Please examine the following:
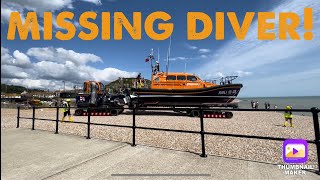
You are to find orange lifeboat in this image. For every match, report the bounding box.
[131,51,243,106]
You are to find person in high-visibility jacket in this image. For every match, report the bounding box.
[284,105,293,127]
[62,99,73,122]
[140,78,145,87]
[136,73,141,88]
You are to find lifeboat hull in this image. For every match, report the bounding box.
[131,84,243,106]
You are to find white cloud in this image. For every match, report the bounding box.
[185,43,198,50]
[1,65,29,79]
[168,54,210,62]
[169,57,189,61]
[196,0,320,78]
[1,0,101,23]
[198,49,211,54]
[199,55,208,59]
[1,2,25,23]
[3,0,74,13]
[1,47,11,64]
[1,47,32,68]
[26,47,102,65]
[81,0,102,5]
[181,45,211,60]
[1,46,137,90]
[1,0,73,23]
[215,72,225,78]
[92,68,137,82]
[13,50,32,67]
[235,70,252,77]
[1,7,14,23]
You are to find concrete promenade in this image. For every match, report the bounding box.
[1,128,319,179]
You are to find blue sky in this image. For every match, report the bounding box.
[1,0,319,97]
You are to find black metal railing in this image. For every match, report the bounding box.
[16,106,320,173]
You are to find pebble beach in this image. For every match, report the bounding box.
[1,107,319,166]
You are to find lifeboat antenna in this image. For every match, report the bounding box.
[158,48,160,70]
[150,48,154,71]
[166,36,172,74]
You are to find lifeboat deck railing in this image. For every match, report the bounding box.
[15,106,320,174]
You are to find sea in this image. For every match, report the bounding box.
[237,96,320,116]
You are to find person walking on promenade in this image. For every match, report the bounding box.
[265,102,268,109]
[284,105,293,127]
[252,101,256,109]
[62,99,73,123]
[255,101,259,109]
[251,100,254,109]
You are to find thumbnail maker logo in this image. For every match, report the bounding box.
[283,139,308,164]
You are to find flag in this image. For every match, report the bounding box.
[145,58,149,62]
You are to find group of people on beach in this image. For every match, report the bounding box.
[250,100,277,110]
[264,102,271,109]
[250,100,260,109]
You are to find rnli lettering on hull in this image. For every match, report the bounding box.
[218,90,238,95]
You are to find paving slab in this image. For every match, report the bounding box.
[1,128,319,180]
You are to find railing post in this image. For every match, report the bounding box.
[32,106,35,130]
[87,107,91,139]
[55,107,59,134]
[199,107,207,157]
[311,107,320,173]
[16,106,20,128]
[132,107,136,147]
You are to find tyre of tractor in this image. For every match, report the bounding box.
[110,109,119,116]
[225,112,233,118]
[75,109,83,116]
[191,110,200,117]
